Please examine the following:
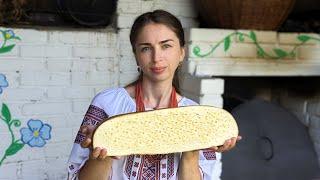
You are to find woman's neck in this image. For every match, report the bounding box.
[141,79,173,109]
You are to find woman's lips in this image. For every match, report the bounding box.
[150,67,166,74]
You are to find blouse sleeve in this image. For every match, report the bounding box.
[198,149,218,180]
[67,88,128,179]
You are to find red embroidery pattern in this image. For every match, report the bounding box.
[74,133,86,144]
[203,150,216,160]
[134,162,140,167]
[162,173,166,178]
[74,105,108,144]
[144,155,165,164]
[125,155,135,178]
[140,161,157,180]
[167,154,174,179]
[82,105,108,126]
[126,155,175,179]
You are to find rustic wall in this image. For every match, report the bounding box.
[181,28,320,167]
[278,90,320,165]
[0,0,199,179]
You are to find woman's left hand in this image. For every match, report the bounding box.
[208,136,242,152]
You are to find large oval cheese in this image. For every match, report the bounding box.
[93,105,238,156]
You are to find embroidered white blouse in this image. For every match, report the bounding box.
[67,88,217,180]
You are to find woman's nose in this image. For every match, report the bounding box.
[152,47,163,63]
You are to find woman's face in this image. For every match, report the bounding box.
[134,23,185,83]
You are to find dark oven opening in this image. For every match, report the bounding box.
[221,77,320,180]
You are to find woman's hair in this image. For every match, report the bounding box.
[127,9,185,93]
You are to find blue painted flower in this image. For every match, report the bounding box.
[0,73,8,94]
[20,119,52,147]
[0,30,4,47]
[4,30,15,39]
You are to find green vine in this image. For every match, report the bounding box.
[193,31,320,59]
[0,103,24,166]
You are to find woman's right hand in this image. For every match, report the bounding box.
[79,125,120,160]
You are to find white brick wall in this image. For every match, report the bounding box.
[182,21,320,172]
[184,28,320,76]
[180,75,224,108]
[0,0,199,179]
[278,91,320,166]
[0,27,117,180]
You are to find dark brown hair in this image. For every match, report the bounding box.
[128,10,185,93]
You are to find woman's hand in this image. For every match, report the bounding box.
[209,136,242,152]
[78,125,115,179]
[79,125,120,160]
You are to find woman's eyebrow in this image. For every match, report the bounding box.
[160,39,174,44]
[137,42,151,46]
[137,39,174,46]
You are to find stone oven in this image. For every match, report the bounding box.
[180,28,320,179]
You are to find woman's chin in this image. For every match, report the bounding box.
[143,70,175,82]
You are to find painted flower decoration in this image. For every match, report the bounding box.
[4,30,15,39]
[20,119,52,147]
[0,73,8,94]
[0,31,4,48]
[0,29,21,54]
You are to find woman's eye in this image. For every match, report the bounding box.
[141,47,150,52]
[162,44,171,49]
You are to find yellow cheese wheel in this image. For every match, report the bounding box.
[93,105,238,156]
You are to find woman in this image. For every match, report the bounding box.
[67,10,241,180]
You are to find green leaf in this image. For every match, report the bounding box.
[0,44,15,54]
[238,34,244,42]
[1,103,11,123]
[224,36,231,51]
[9,36,21,41]
[289,51,296,58]
[273,48,288,58]
[297,35,311,42]
[5,142,24,156]
[249,31,257,42]
[193,46,201,56]
[257,48,265,58]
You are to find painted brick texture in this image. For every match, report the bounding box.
[0,0,199,179]
[185,28,320,76]
[183,17,320,170]
[0,28,116,179]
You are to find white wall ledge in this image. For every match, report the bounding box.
[184,28,320,77]
[182,58,320,77]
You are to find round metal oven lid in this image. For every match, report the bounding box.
[221,99,320,180]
